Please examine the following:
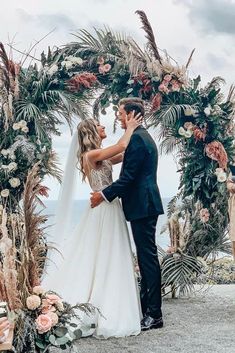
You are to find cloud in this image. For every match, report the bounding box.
[206,53,228,71]
[175,0,235,36]
[16,8,76,31]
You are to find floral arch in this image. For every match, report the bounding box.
[0,10,234,352]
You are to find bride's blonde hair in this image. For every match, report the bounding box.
[77,119,101,180]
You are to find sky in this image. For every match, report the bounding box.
[1,0,235,200]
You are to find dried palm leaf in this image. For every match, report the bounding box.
[135,10,162,63]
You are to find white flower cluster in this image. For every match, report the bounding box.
[1,148,16,160]
[0,189,9,198]
[61,56,83,70]
[204,104,222,117]
[214,168,227,183]
[9,177,21,188]
[184,106,198,117]
[13,120,29,133]
[0,162,17,172]
[178,126,193,138]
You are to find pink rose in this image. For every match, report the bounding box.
[158,83,169,94]
[45,294,61,305]
[98,64,111,74]
[103,64,111,73]
[46,312,59,327]
[164,74,172,82]
[98,65,106,74]
[41,299,56,314]
[26,295,41,310]
[36,314,53,334]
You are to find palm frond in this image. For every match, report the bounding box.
[150,104,189,128]
[135,10,161,63]
[162,253,203,295]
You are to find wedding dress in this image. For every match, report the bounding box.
[43,157,141,338]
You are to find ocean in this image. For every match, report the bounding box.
[43,198,171,251]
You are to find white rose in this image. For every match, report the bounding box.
[64,61,73,70]
[8,162,17,172]
[214,168,224,176]
[217,172,227,183]
[9,178,21,188]
[184,107,197,116]
[67,56,83,65]
[184,130,193,138]
[1,149,9,156]
[47,64,58,76]
[1,189,9,197]
[19,120,27,128]
[9,153,16,160]
[1,165,9,170]
[13,123,21,130]
[178,127,186,136]
[21,126,29,133]
[204,106,212,116]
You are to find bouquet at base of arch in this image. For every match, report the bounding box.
[13,286,97,353]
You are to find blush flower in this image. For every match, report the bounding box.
[33,286,45,296]
[205,141,228,170]
[45,294,61,305]
[26,295,41,310]
[36,314,53,334]
[46,312,59,326]
[41,299,56,314]
[163,74,172,82]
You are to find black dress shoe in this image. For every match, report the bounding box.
[141,315,163,331]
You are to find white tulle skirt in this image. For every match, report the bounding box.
[42,198,141,338]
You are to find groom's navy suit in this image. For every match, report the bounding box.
[102,126,164,319]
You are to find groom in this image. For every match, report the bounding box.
[91,98,164,330]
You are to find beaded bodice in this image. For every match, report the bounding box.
[88,159,113,192]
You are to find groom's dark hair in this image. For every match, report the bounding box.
[119,97,144,106]
[123,101,145,117]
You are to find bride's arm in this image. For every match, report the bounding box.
[109,153,124,165]
[87,114,142,163]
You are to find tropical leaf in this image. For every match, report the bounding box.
[162,253,203,295]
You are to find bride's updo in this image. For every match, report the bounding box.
[77,119,101,180]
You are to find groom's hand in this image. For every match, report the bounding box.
[90,192,104,208]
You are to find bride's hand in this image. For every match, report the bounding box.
[125,111,143,130]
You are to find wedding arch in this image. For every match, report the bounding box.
[0,10,234,352]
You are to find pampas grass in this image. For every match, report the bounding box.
[0,209,22,310]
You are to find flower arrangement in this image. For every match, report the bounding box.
[11,286,96,353]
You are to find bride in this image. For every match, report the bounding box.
[43,113,142,338]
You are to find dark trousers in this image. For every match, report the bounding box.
[131,215,162,319]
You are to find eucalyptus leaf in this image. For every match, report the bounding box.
[49,335,56,345]
[54,327,68,337]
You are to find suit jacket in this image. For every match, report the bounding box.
[102,126,164,221]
